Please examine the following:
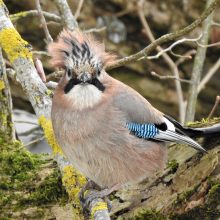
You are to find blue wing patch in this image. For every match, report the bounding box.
[126,122,159,139]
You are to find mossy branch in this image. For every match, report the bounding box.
[0,2,89,218]
[0,4,52,118]
[0,48,15,141]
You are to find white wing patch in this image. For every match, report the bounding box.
[163,117,175,131]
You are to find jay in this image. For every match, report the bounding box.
[49,29,219,193]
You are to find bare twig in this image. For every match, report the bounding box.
[24,136,45,147]
[212,21,220,27]
[143,34,202,60]
[84,26,107,33]
[32,50,50,56]
[138,0,185,123]
[151,71,192,83]
[74,0,84,19]
[35,0,53,43]
[53,0,78,30]
[107,0,220,70]
[185,0,215,122]
[198,57,220,93]
[10,10,61,23]
[46,70,64,81]
[197,40,220,47]
[170,49,194,59]
[175,49,197,66]
[208,95,220,119]
[14,120,39,125]
[18,126,42,136]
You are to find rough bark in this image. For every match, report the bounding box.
[0,48,15,141]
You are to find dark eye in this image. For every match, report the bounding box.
[67,69,71,78]
[96,69,101,76]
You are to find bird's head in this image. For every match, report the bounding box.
[48,29,116,94]
[48,29,116,109]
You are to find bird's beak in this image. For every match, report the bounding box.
[78,72,91,83]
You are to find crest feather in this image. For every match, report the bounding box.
[48,29,116,69]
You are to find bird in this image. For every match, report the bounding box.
[48,29,220,194]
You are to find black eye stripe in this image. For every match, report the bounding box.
[64,75,105,94]
[64,78,81,94]
[90,78,105,92]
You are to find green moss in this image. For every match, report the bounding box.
[121,208,166,220]
[207,181,220,209]
[167,159,179,172]
[171,180,220,220]
[186,117,220,127]
[22,168,67,205]
[175,188,196,206]
[0,135,68,218]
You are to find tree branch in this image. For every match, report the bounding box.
[107,0,220,70]
[0,48,16,141]
[145,34,202,60]
[52,0,78,30]
[138,0,185,122]
[151,71,192,84]
[198,57,220,93]
[35,0,53,43]
[208,95,220,118]
[185,0,215,122]
[74,0,84,20]
[10,10,61,23]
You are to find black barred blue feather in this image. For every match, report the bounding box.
[126,120,207,153]
[126,122,159,139]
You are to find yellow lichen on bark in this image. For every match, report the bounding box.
[0,80,5,90]
[91,202,108,217]
[0,28,32,63]
[62,165,86,203]
[38,115,63,155]
[62,165,86,218]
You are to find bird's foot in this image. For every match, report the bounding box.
[79,180,118,214]
[78,179,101,204]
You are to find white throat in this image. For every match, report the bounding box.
[66,84,102,110]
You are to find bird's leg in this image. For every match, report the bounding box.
[78,179,101,204]
[79,180,119,213]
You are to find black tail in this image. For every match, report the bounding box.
[164,115,220,138]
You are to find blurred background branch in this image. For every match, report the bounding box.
[185,0,216,122]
